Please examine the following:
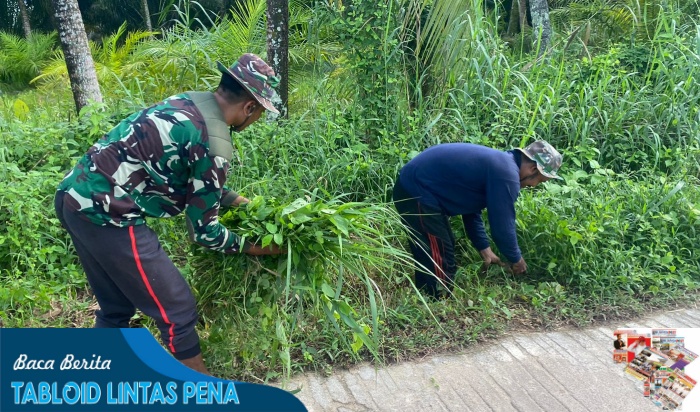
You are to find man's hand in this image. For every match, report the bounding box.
[479,247,504,274]
[244,243,285,256]
[231,196,249,207]
[510,258,527,275]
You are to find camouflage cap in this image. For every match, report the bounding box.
[516,140,563,180]
[217,53,280,114]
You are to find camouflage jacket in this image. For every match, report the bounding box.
[57,93,244,253]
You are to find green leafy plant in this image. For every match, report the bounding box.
[192,192,416,380]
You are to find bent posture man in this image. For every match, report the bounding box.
[55,54,283,375]
[393,140,563,297]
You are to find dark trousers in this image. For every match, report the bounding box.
[393,180,457,297]
[54,192,200,360]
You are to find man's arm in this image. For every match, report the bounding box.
[463,213,508,271]
[185,156,278,255]
[485,178,522,264]
[221,188,248,208]
[462,212,489,251]
[185,156,246,254]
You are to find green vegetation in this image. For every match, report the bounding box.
[2,0,699,383]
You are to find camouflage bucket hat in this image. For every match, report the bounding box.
[217,53,280,114]
[516,140,563,180]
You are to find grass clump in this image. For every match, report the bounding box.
[189,192,417,380]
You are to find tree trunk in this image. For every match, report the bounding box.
[18,0,31,37]
[51,0,103,113]
[507,0,519,36]
[266,0,288,117]
[141,0,152,32]
[529,0,552,57]
[518,0,528,30]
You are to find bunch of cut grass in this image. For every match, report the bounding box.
[216,191,419,378]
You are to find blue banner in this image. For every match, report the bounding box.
[0,329,307,411]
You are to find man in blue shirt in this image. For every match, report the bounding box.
[393,140,563,297]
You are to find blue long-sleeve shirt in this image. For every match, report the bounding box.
[398,143,522,263]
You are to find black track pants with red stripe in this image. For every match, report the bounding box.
[393,180,457,297]
[54,192,200,360]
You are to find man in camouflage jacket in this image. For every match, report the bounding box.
[55,54,282,375]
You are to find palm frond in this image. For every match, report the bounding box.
[0,31,57,85]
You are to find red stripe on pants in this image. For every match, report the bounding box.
[428,234,444,280]
[129,226,176,353]
[418,203,445,282]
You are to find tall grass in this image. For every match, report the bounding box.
[440,25,700,174]
[188,193,418,380]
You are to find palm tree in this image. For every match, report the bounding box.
[266,0,289,116]
[0,31,56,86]
[18,0,31,37]
[50,0,102,112]
[142,0,153,32]
[32,23,155,90]
[530,0,553,56]
[137,0,339,107]
[399,0,491,107]
[548,0,642,48]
